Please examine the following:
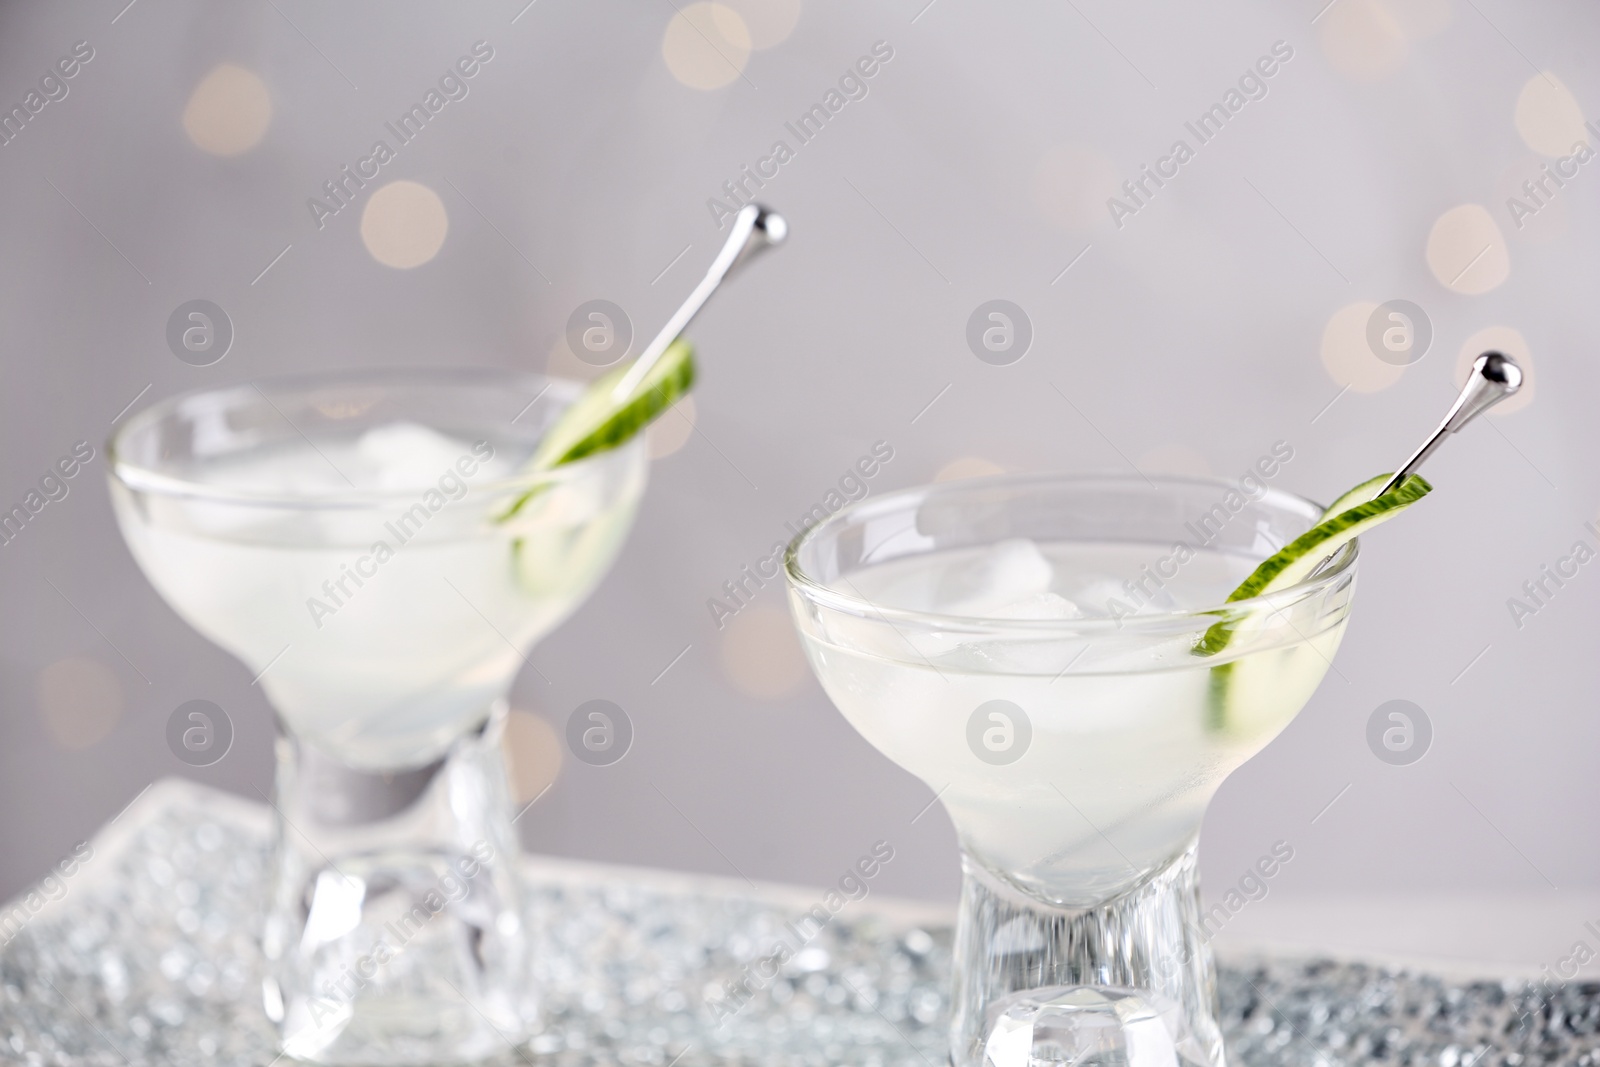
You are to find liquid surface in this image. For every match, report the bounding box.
[794,540,1344,905]
[115,423,642,768]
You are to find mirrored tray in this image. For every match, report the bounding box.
[1,781,1594,1066]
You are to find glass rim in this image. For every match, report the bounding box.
[106,366,639,509]
[782,470,1358,634]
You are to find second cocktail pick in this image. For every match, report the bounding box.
[1199,351,1523,655]
[497,204,786,519]
[1378,351,1523,495]
[612,203,787,402]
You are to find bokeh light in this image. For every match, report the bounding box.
[1514,73,1589,158]
[935,457,1005,482]
[719,0,801,50]
[1321,300,1405,393]
[647,396,697,459]
[662,3,752,91]
[360,180,449,269]
[1317,0,1408,83]
[38,657,122,751]
[503,708,563,805]
[719,604,806,700]
[1426,204,1510,294]
[182,63,272,157]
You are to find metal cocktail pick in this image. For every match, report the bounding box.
[1377,351,1524,495]
[611,203,787,402]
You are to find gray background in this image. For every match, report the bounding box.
[1,0,1595,961]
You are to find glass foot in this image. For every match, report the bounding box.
[952,846,1223,1067]
[984,986,1185,1067]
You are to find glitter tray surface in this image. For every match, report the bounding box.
[1,782,1595,1066]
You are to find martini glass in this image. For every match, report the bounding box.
[785,473,1357,1067]
[108,368,647,1064]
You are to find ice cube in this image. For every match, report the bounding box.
[1071,578,1179,619]
[985,592,1085,621]
[935,538,1055,617]
[356,422,476,491]
[856,594,1085,665]
[924,593,1091,674]
[1072,579,1132,617]
[935,631,1096,675]
[1085,633,1205,673]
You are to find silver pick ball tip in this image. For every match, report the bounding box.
[1475,350,1522,391]
[745,204,788,247]
[1380,349,1525,494]
[1443,350,1523,434]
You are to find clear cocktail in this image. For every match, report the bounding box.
[114,406,641,770]
[109,369,646,1064]
[787,475,1357,1067]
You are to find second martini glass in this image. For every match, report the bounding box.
[786,473,1358,1067]
[109,368,647,1064]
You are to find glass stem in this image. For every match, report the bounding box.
[950,841,1224,1067]
[262,702,530,1065]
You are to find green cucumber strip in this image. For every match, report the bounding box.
[1205,660,1234,733]
[535,338,695,469]
[1318,472,1391,520]
[1195,473,1432,657]
[496,339,695,521]
[1201,472,1432,731]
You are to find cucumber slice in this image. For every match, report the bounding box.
[1203,627,1348,735]
[1199,473,1432,731]
[1197,473,1432,655]
[497,339,695,521]
[535,338,695,469]
[1317,472,1391,520]
[511,499,638,597]
[1205,660,1236,733]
